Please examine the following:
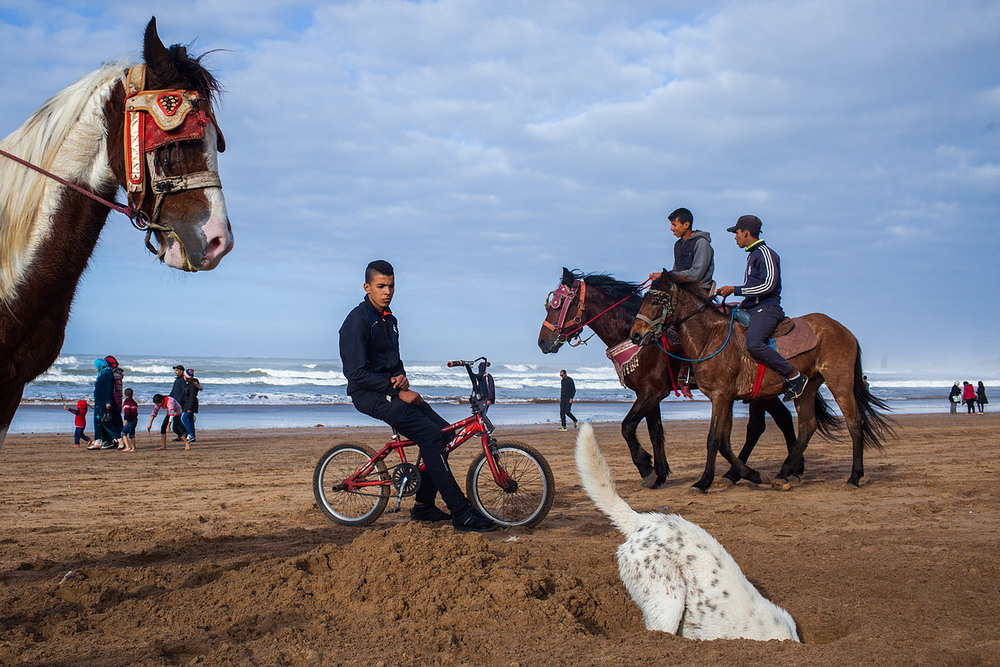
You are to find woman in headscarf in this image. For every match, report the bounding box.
[88,358,122,450]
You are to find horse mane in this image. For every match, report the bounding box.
[0,61,127,306]
[574,271,644,316]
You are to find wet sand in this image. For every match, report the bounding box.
[1,413,998,665]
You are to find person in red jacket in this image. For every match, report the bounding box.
[63,399,91,447]
[962,381,977,414]
[121,388,139,452]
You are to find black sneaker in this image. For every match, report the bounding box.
[782,375,808,401]
[409,503,452,523]
[172,436,184,442]
[452,507,496,533]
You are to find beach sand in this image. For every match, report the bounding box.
[1,413,998,665]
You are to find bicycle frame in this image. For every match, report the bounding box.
[336,409,514,495]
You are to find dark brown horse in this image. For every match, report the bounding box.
[538,268,833,488]
[0,19,234,447]
[630,273,892,492]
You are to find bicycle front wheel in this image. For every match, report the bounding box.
[313,443,389,527]
[466,441,555,528]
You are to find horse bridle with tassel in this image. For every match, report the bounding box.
[0,64,224,271]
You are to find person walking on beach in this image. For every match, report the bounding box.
[962,381,977,414]
[715,215,807,402]
[89,358,122,450]
[120,388,139,452]
[559,370,578,431]
[339,259,495,532]
[104,356,125,449]
[949,382,962,414]
[166,365,189,442]
[976,381,988,414]
[63,399,91,447]
[181,369,202,444]
[147,393,184,450]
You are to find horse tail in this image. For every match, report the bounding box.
[813,392,842,439]
[853,350,895,451]
[575,423,642,535]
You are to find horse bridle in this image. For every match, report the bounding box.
[635,282,714,335]
[542,280,590,345]
[124,64,226,270]
[0,64,225,271]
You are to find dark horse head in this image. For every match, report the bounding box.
[114,18,233,271]
[538,267,643,353]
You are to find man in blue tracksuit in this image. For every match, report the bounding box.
[716,215,807,401]
[338,260,495,532]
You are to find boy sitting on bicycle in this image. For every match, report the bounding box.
[338,260,496,533]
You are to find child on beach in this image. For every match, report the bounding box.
[63,399,91,447]
[120,388,139,452]
[147,393,184,451]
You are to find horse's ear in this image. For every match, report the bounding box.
[143,17,180,84]
[561,267,574,286]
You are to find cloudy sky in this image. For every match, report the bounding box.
[1,0,997,373]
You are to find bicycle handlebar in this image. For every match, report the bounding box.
[447,360,465,368]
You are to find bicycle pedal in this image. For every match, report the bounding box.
[385,507,401,514]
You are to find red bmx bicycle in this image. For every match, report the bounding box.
[313,358,555,528]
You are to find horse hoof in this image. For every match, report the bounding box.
[755,473,772,486]
[641,473,658,489]
[787,475,802,485]
[772,478,793,491]
[688,485,708,495]
[846,480,861,489]
[720,476,737,487]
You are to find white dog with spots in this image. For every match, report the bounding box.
[575,424,800,641]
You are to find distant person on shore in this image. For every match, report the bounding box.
[339,259,495,532]
[559,370,578,431]
[962,381,977,414]
[976,381,988,414]
[147,393,185,451]
[949,383,961,414]
[89,358,121,450]
[181,369,202,444]
[120,388,138,452]
[63,399,91,447]
[167,365,189,443]
[480,361,495,411]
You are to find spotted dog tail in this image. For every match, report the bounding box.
[575,423,642,535]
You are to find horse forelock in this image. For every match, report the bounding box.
[0,62,126,306]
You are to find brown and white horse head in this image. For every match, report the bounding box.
[538,267,586,354]
[630,269,674,347]
[123,18,233,272]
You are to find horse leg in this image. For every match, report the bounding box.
[644,405,670,488]
[693,398,765,493]
[621,400,656,484]
[777,382,822,484]
[723,401,766,484]
[765,398,803,478]
[0,388,24,451]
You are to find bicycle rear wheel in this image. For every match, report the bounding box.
[313,443,389,526]
[466,441,554,528]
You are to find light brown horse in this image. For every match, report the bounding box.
[630,272,892,492]
[0,19,234,447]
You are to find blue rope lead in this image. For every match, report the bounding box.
[656,306,739,363]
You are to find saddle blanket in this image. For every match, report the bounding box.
[773,317,818,358]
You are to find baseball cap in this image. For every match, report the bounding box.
[172,364,185,371]
[726,215,762,235]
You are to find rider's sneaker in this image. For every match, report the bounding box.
[782,375,808,401]
[410,503,452,523]
[558,426,568,431]
[452,507,496,533]
[572,420,579,429]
